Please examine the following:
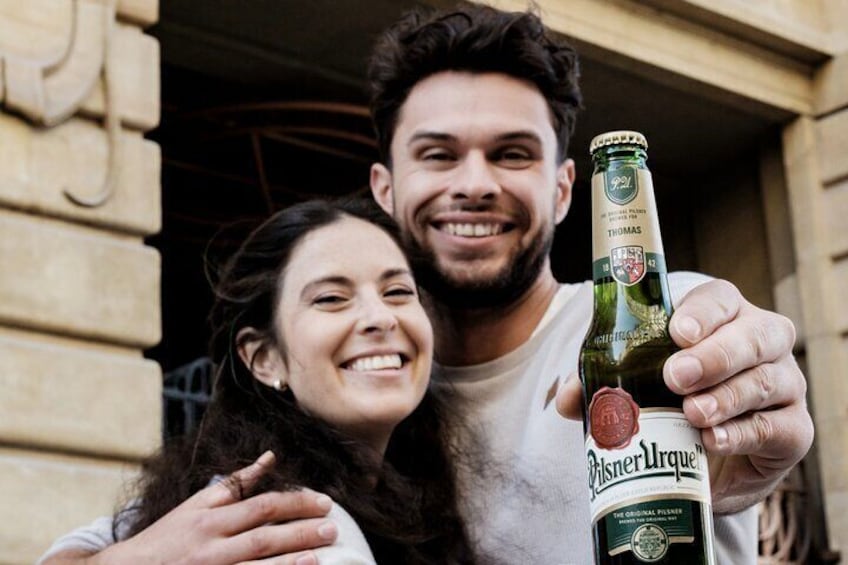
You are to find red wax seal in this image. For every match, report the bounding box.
[588,386,640,449]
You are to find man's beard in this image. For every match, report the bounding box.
[406,230,554,310]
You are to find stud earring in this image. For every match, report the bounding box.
[273,379,288,392]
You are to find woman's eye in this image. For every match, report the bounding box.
[313,295,347,306]
[384,287,416,299]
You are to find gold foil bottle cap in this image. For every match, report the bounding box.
[589,130,648,155]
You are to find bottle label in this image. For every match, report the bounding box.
[585,407,712,559]
[592,167,666,285]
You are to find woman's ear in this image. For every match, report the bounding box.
[235,327,287,389]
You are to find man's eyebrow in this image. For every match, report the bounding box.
[407,131,456,146]
[407,130,543,146]
[496,130,543,144]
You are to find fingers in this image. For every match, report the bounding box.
[200,451,278,508]
[665,283,796,394]
[222,489,335,534]
[243,550,319,565]
[217,518,337,563]
[555,373,583,420]
[701,400,814,468]
[668,279,742,348]
[682,355,806,429]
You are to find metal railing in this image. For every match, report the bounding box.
[162,357,213,439]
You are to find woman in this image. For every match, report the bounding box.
[38,198,474,564]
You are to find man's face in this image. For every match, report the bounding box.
[371,71,574,308]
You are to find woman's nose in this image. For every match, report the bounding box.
[357,298,399,334]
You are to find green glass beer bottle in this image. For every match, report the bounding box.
[579,131,716,564]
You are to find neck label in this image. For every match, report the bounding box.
[605,167,638,205]
[592,167,666,285]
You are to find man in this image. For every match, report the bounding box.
[364,3,811,563]
[41,3,813,564]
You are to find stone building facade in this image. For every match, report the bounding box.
[0,1,846,563]
[0,1,161,562]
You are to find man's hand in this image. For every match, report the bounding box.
[557,279,814,515]
[43,451,337,565]
[663,279,813,513]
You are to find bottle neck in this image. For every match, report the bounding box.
[589,147,666,287]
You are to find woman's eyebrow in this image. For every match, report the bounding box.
[300,275,352,299]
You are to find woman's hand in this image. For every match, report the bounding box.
[44,452,339,565]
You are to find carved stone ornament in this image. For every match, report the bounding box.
[0,0,121,207]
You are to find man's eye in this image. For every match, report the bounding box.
[421,149,453,161]
[499,149,532,161]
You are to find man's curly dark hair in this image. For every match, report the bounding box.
[368,2,582,165]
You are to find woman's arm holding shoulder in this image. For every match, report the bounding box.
[38,452,338,565]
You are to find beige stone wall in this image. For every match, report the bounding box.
[0,1,161,563]
[781,48,848,554]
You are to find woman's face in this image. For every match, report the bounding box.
[271,216,433,452]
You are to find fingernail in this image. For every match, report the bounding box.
[315,494,333,512]
[676,316,702,343]
[712,426,728,449]
[318,521,337,540]
[295,555,317,565]
[692,395,717,422]
[256,450,275,466]
[669,356,703,390]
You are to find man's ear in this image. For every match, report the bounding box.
[235,327,287,389]
[370,163,394,215]
[554,159,575,224]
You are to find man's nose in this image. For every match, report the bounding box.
[449,151,500,201]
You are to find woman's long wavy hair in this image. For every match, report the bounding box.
[120,197,475,564]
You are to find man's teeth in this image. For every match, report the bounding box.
[348,354,403,372]
[442,223,503,237]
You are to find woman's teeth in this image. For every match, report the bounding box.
[347,354,403,372]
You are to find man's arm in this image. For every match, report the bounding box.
[39,452,338,565]
[557,278,814,514]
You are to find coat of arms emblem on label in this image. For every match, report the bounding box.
[612,245,645,285]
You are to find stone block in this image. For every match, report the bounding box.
[0,1,70,61]
[817,108,848,185]
[118,0,159,27]
[1,6,159,131]
[0,328,161,458]
[823,490,848,564]
[815,51,848,116]
[81,22,161,131]
[0,447,137,565]
[0,112,161,236]
[834,257,848,334]
[773,274,805,346]
[824,178,848,258]
[0,210,161,347]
